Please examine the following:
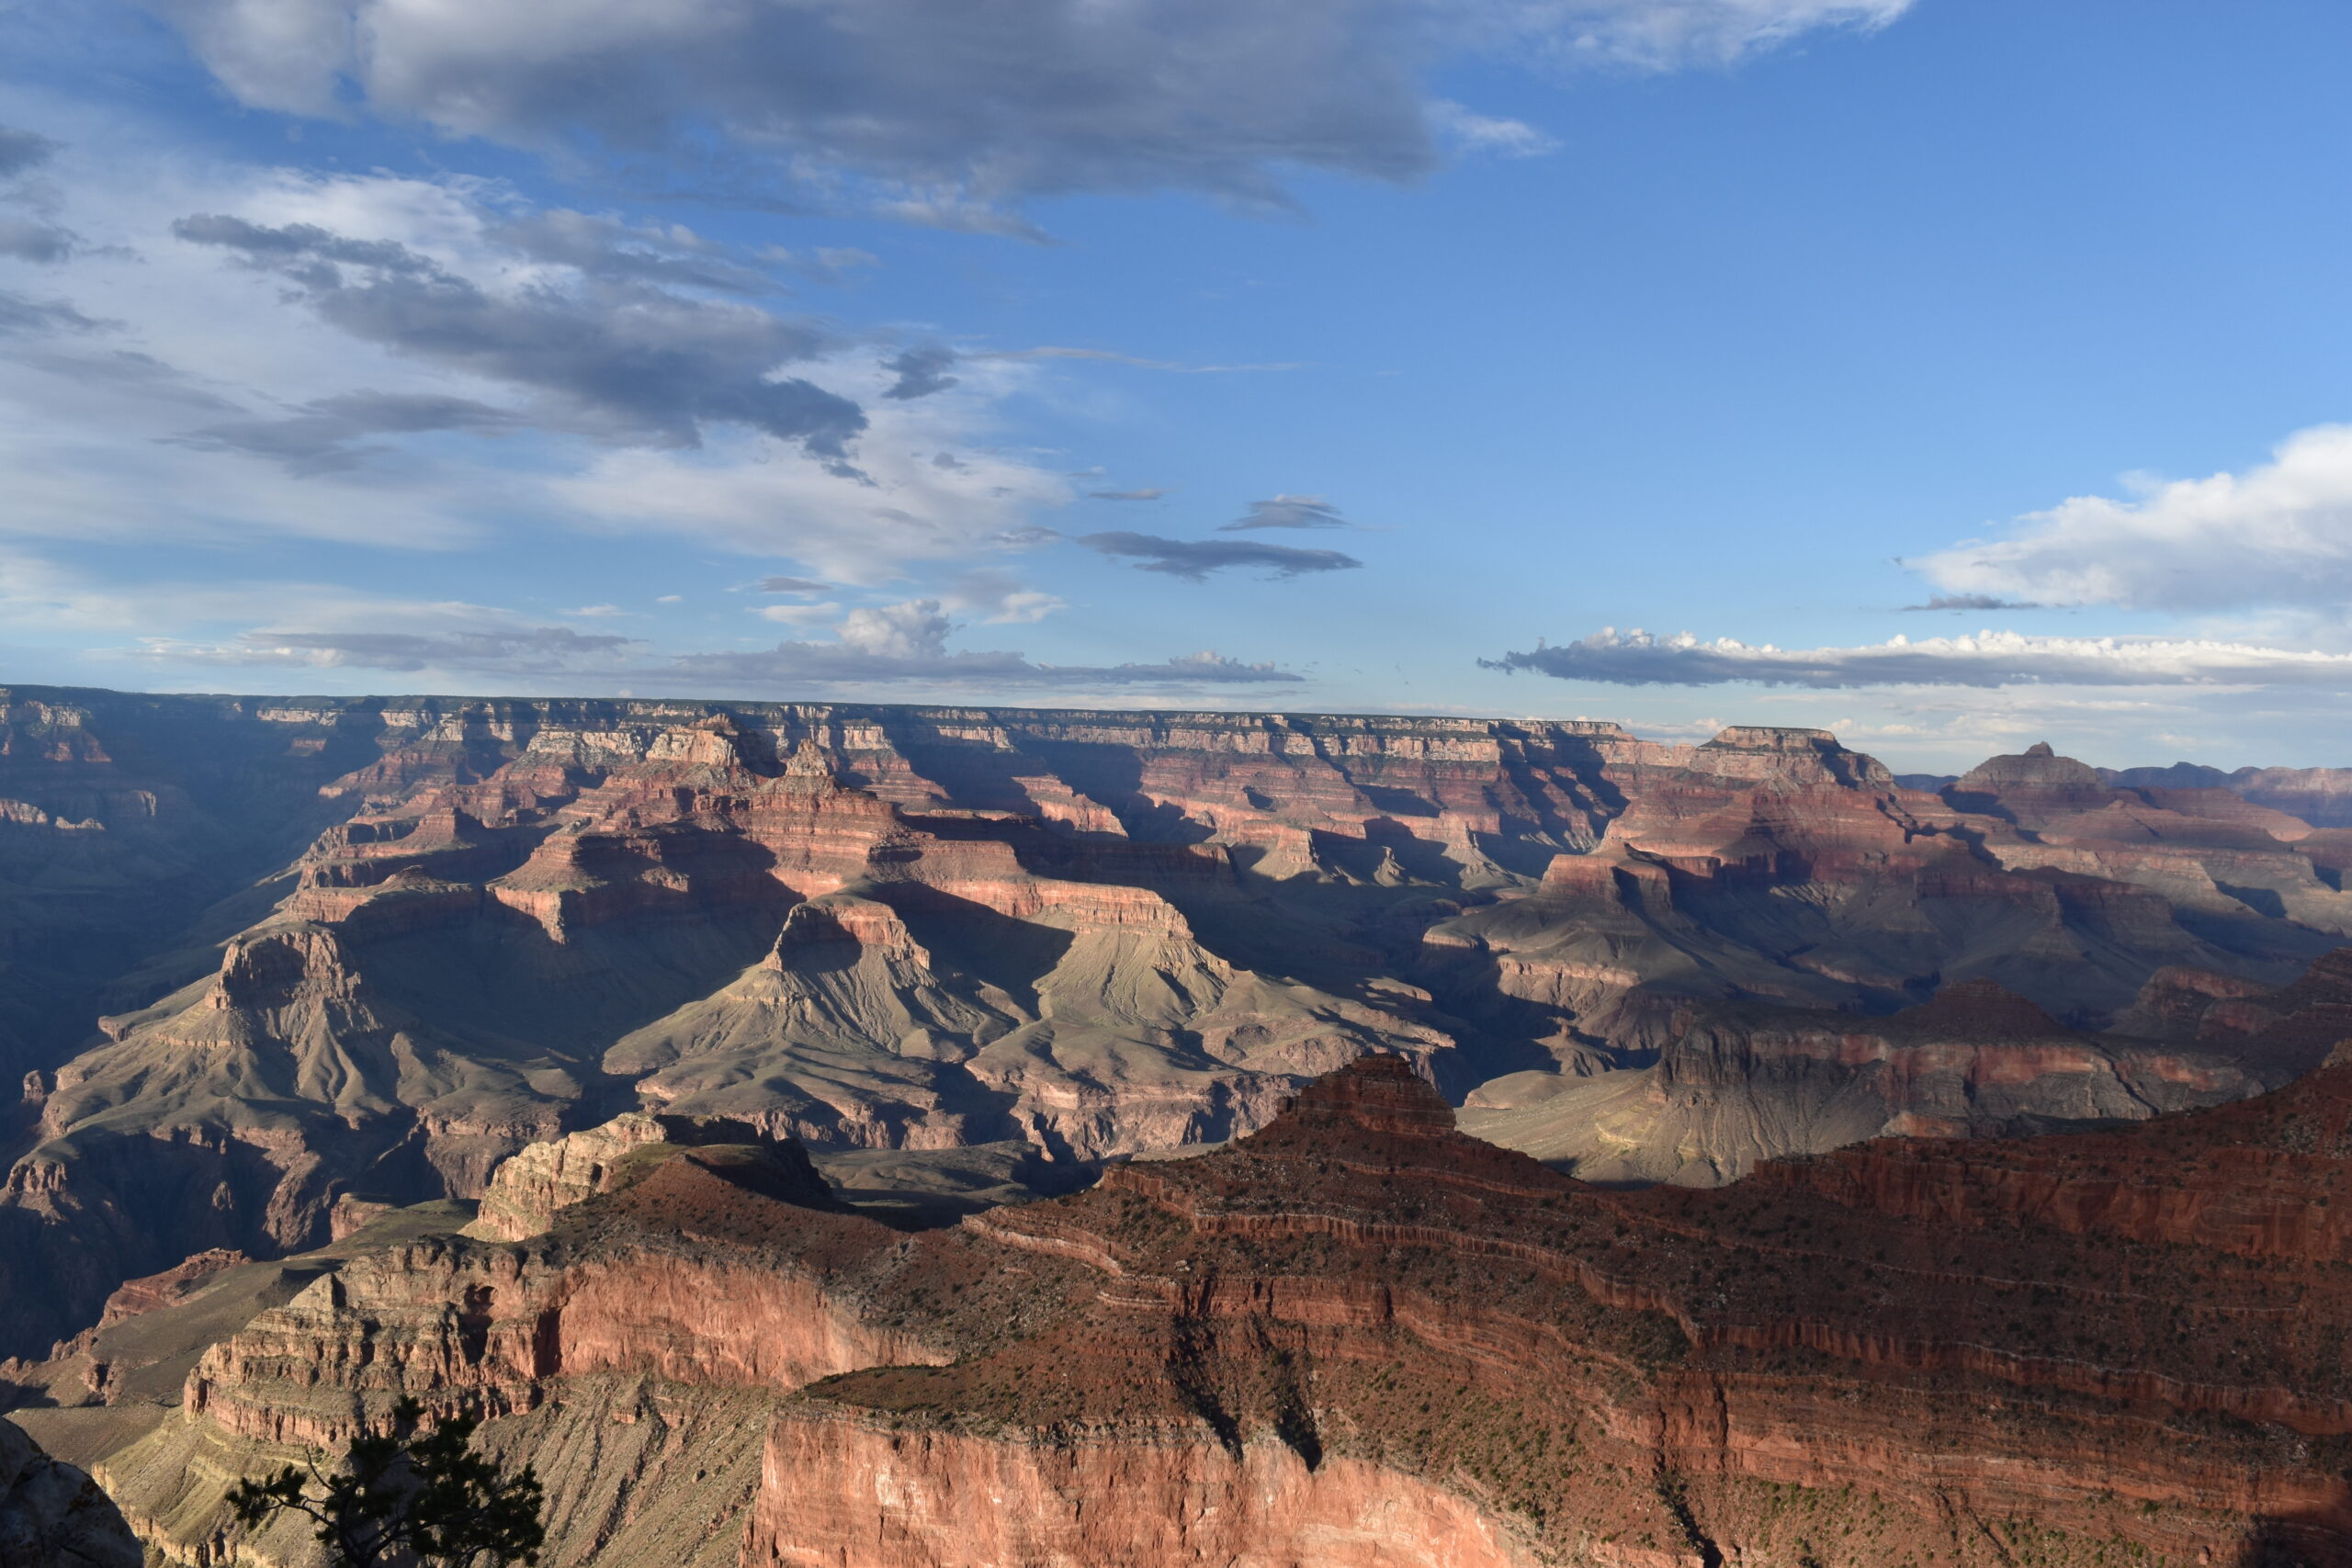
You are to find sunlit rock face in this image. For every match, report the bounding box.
[8,684,2352,1364]
[39,1055,2352,1568]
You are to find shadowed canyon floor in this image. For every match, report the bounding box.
[13,686,2352,1365]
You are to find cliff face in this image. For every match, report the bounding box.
[21,1056,2352,1567]
[0,1416,141,1568]
[8,687,2352,1362]
[743,1057,2352,1567]
[1459,976,2270,1184]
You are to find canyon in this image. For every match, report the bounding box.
[10,683,2352,1562]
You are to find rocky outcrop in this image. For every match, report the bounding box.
[25,1055,2352,1567]
[463,1111,840,1241]
[0,1417,141,1568]
[1460,975,2271,1184]
[733,1055,2352,1566]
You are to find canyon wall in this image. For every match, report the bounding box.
[9,686,2352,1365]
[28,1056,2352,1567]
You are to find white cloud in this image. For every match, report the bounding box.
[752,601,843,626]
[548,395,1075,581]
[0,118,1079,582]
[1913,424,2352,615]
[1485,626,2352,689]
[1500,0,1910,70]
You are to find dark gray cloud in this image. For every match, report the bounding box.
[882,345,959,400]
[1221,493,1349,530]
[758,575,832,594]
[172,213,866,458]
[1481,626,2352,690]
[1904,592,2040,612]
[0,288,105,336]
[159,0,1430,216]
[157,1,1910,218]
[1080,531,1363,581]
[0,127,56,179]
[0,215,75,263]
[168,391,525,475]
[163,625,638,673]
[1088,487,1165,501]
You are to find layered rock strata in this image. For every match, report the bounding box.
[11,685,2352,1364]
[44,1055,2352,1568]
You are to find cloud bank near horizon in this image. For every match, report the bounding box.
[1485,626,2352,691]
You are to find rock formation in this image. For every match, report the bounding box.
[1459,975,2271,1184]
[9,684,2352,1368]
[0,1417,141,1568]
[17,1055,2352,1565]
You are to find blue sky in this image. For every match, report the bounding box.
[6,0,2352,768]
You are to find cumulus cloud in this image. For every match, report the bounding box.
[1483,626,2352,690]
[942,568,1066,625]
[1911,424,2352,615]
[1080,531,1363,581]
[1221,493,1351,531]
[172,211,867,459]
[150,0,1910,218]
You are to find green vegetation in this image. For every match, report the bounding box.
[228,1397,545,1568]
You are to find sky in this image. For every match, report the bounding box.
[5,0,2352,770]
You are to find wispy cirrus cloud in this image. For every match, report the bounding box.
[1220,494,1351,531]
[1483,626,2352,690]
[156,624,639,674]
[676,599,1299,687]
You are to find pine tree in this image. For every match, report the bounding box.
[227,1397,544,1568]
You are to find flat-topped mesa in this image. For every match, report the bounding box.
[763,893,930,967]
[1261,1053,1456,1140]
[1690,724,1894,788]
[1946,739,2117,826]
